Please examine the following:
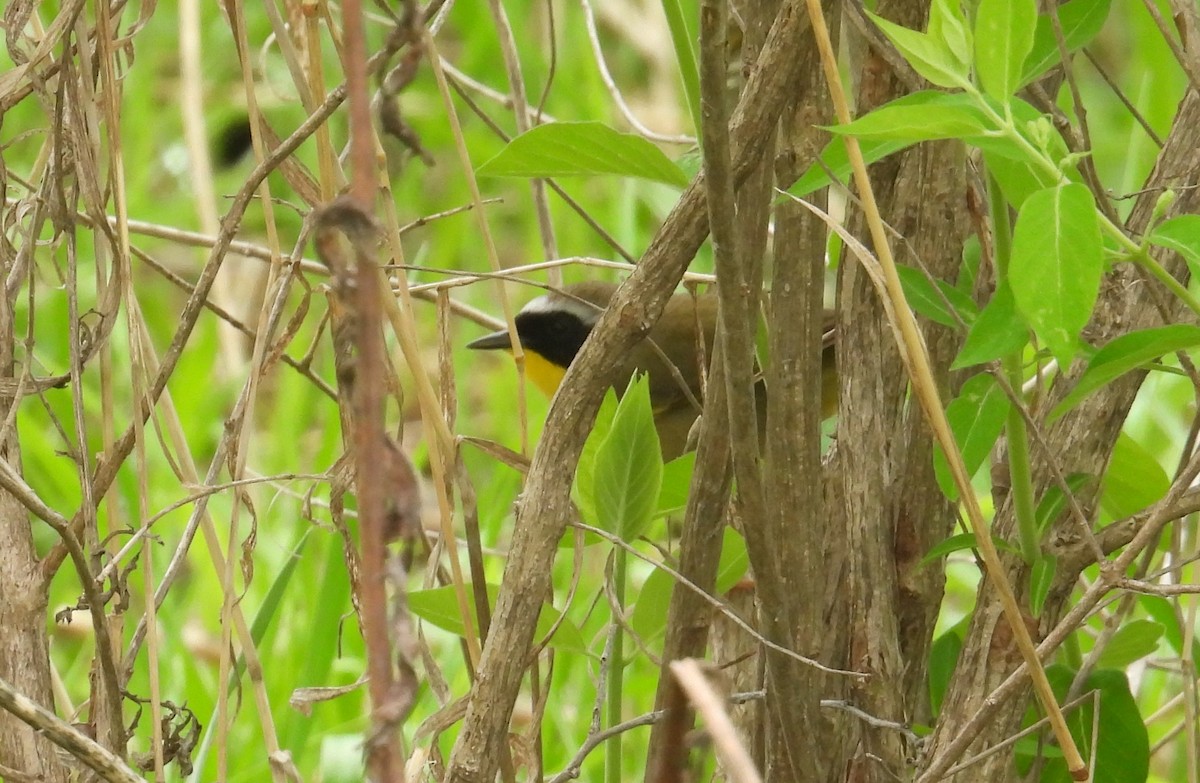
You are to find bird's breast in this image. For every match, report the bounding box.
[523,350,569,397]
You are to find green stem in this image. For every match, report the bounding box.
[605,547,628,783]
[1004,389,1040,562]
[989,174,1040,565]
[661,0,703,140]
[1108,225,1200,318]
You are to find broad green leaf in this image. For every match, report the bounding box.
[928,0,972,68]
[983,148,1060,209]
[1139,595,1200,666]
[656,452,695,518]
[1101,433,1169,519]
[573,389,620,527]
[1031,666,1149,783]
[934,374,1012,500]
[929,617,969,715]
[593,375,663,541]
[1015,736,1065,760]
[828,100,989,144]
[715,527,749,593]
[975,0,1037,99]
[920,532,1020,567]
[1051,325,1200,420]
[1147,213,1200,267]
[1095,619,1164,669]
[793,91,977,196]
[477,122,690,188]
[896,265,978,328]
[791,137,908,197]
[1029,553,1056,615]
[1020,0,1113,88]
[953,285,1029,368]
[409,583,587,654]
[629,565,674,642]
[1009,183,1103,367]
[866,11,969,88]
[922,534,972,564]
[629,528,745,642]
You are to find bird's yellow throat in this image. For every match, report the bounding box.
[520,349,568,398]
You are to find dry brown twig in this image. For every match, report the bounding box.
[40,79,353,583]
[670,659,761,783]
[312,193,411,783]
[0,676,141,783]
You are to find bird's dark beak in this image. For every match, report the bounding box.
[467,330,515,351]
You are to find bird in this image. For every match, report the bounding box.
[467,280,836,459]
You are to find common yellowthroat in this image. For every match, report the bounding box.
[467,281,837,459]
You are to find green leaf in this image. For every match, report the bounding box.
[866,11,969,88]
[975,0,1037,99]
[573,389,620,527]
[896,265,978,328]
[660,0,701,136]
[715,527,749,594]
[1101,433,1169,519]
[920,532,1020,567]
[477,122,690,188]
[280,535,351,754]
[1030,666,1149,783]
[793,91,975,195]
[1029,553,1056,615]
[1035,474,1096,537]
[1050,325,1200,420]
[934,374,1012,500]
[1139,595,1200,667]
[656,452,695,518]
[1147,213,1200,267]
[959,234,982,296]
[929,617,969,715]
[1095,619,1164,669]
[1020,0,1113,88]
[629,566,674,643]
[953,284,1029,368]
[628,527,745,643]
[675,147,703,181]
[984,149,1061,209]
[238,531,312,685]
[928,0,972,68]
[828,99,989,144]
[409,583,588,654]
[252,530,311,643]
[408,584,475,637]
[1015,735,1065,760]
[593,375,663,541]
[790,137,909,197]
[1009,183,1103,367]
